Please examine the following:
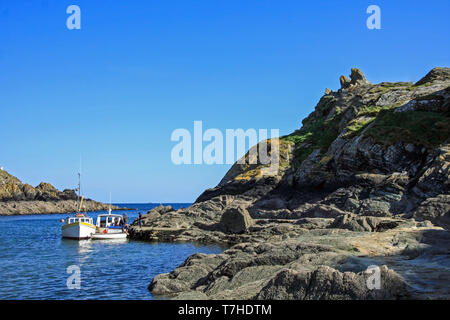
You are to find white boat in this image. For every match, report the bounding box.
[92,210,128,240]
[61,171,96,240]
[62,214,96,240]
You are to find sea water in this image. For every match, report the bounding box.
[0,203,224,299]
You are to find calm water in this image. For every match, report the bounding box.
[0,203,224,300]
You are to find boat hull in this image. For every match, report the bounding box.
[62,222,96,240]
[91,232,128,240]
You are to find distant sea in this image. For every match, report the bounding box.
[0,203,224,300]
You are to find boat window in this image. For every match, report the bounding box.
[99,216,107,228]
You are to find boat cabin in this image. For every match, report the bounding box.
[96,214,124,228]
[66,216,93,225]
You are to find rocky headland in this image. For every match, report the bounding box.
[0,169,121,215]
[130,67,450,299]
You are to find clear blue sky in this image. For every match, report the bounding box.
[1,0,449,203]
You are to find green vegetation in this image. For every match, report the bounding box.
[367,81,432,95]
[282,104,343,165]
[344,117,374,138]
[343,104,400,138]
[364,110,450,148]
[343,101,449,147]
[357,104,399,117]
[282,131,312,145]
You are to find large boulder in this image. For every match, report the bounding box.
[414,194,450,229]
[219,206,254,234]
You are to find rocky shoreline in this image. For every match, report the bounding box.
[130,205,449,300]
[0,169,124,215]
[0,199,123,216]
[129,67,450,300]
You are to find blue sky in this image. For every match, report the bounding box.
[0,0,449,202]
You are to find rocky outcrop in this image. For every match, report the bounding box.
[0,169,120,215]
[255,265,409,300]
[130,67,450,300]
[0,199,117,215]
[340,68,371,89]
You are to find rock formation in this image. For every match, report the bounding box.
[130,67,450,299]
[339,68,371,89]
[0,169,120,215]
[218,206,254,234]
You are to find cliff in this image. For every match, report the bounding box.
[0,169,119,215]
[130,67,450,300]
[194,67,449,228]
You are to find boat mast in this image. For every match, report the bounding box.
[77,171,82,213]
[108,192,112,215]
[78,172,81,200]
[77,157,83,214]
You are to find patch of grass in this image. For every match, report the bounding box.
[367,81,433,97]
[364,110,450,148]
[379,82,413,87]
[282,110,343,166]
[344,117,375,138]
[282,131,312,145]
[399,81,433,91]
[343,104,401,138]
[368,86,391,95]
[357,104,398,117]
